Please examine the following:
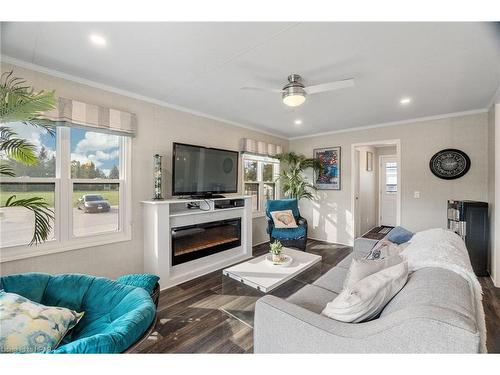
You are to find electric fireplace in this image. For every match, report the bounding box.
[171,218,242,266]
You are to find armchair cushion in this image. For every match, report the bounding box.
[116,274,160,294]
[272,225,306,240]
[266,199,300,219]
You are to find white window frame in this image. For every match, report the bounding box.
[242,154,280,218]
[0,126,132,262]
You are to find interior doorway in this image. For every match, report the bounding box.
[379,155,398,226]
[351,140,401,238]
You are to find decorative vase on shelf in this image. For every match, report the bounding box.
[152,154,164,200]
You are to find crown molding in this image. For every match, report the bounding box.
[0,55,289,141]
[1,55,490,143]
[487,82,500,109]
[288,108,489,141]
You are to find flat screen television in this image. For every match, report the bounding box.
[172,142,239,198]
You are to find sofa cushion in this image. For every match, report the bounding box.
[322,262,409,323]
[380,268,476,326]
[336,254,354,269]
[271,225,306,240]
[313,267,348,294]
[286,284,338,314]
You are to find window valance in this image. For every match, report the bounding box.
[240,138,283,157]
[42,97,136,136]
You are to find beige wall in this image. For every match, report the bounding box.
[0,64,288,278]
[376,146,397,157]
[291,113,489,246]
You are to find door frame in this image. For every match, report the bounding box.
[353,149,361,237]
[350,139,401,240]
[378,154,398,227]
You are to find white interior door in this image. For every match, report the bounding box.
[379,155,398,226]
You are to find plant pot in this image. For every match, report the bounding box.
[272,253,282,263]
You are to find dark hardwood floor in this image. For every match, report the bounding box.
[135,240,500,354]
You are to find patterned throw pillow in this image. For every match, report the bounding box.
[0,291,84,353]
[270,210,298,229]
[366,241,405,260]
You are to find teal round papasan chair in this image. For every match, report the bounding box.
[0,272,158,353]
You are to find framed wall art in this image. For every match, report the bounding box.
[313,146,341,190]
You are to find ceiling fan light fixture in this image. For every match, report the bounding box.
[282,88,306,107]
[282,93,306,107]
[282,74,307,107]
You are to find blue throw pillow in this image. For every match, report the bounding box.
[387,226,414,245]
[116,274,159,294]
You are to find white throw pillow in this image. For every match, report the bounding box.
[270,210,298,229]
[322,261,409,323]
[343,255,403,290]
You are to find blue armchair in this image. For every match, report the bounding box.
[266,198,308,251]
[0,273,157,353]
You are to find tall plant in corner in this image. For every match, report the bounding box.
[0,71,56,245]
[276,152,322,201]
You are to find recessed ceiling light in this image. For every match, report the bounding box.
[294,119,303,125]
[399,97,411,105]
[89,34,107,47]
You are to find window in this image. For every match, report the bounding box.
[243,155,280,215]
[0,123,131,259]
[0,182,56,247]
[70,128,122,237]
[385,162,398,193]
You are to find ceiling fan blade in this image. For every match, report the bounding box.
[304,78,355,95]
[240,86,283,93]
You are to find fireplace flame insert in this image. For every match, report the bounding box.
[171,218,241,266]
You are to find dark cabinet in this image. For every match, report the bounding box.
[447,200,489,276]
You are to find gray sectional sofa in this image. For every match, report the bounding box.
[254,237,481,353]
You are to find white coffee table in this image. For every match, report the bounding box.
[222,247,322,293]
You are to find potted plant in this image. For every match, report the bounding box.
[275,152,322,201]
[270,240,284,262]
[0,71,56,245]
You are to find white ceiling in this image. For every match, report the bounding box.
[1,22,499,138]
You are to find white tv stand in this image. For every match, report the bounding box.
[141,195,253,290]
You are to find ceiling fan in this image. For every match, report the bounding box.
[241,74,355,107]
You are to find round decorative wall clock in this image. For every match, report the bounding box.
[429,149,471,180]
